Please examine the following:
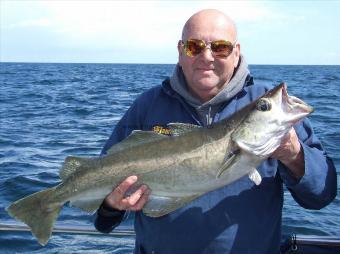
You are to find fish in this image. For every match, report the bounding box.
[6,83,313,246]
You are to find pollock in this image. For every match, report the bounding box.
[7,83,313,245]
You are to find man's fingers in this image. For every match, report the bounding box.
[121,185,149,207]
[103,176,151,211]
[129,189,151,211]
[127,185,148,206]
[280,128,293,144]
[113,175,138,199]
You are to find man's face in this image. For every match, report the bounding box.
[178,19,240,102]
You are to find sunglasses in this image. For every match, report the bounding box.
[180,38,236,58]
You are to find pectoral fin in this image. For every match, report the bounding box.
[248,169,262,185]
[142,194,201,217]
[216,150,240,178]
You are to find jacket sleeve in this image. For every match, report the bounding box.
[94,202,126,233]
[94,98,147,233]
[278,118,337,209]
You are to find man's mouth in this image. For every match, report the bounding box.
[196,68,215,72]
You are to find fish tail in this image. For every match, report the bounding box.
[6,187,62,246]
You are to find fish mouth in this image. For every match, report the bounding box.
[280,82,314,123]
[232,83,314,158]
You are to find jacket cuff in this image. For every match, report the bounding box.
[98,202,126,218]
[279,142,324,190]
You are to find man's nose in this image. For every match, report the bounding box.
[200,47,215,61]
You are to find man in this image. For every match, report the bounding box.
[95,9,337,253]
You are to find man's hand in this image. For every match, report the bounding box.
[271,128,305,179]
[103,175,151,211]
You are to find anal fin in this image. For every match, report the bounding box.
[70,198,103,213]
[142,194,200,217]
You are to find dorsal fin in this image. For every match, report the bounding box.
[60,156,94,181]
[167,123,201,136]
[107,130,168,154]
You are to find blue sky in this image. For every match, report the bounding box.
[1,0,340,65]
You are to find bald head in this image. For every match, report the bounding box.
[182,9,237,42]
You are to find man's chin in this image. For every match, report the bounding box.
[195,78,220,90]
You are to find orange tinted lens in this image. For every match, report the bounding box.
[211,40,233,56]
[185,39,205,57]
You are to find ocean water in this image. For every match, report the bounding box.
[0,62,339,253]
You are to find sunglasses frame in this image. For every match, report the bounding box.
[179,38,237,58]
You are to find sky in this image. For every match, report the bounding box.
[1,0,340,65]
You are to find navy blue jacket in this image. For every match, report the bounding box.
[95,76,337,254]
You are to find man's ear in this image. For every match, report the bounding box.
[177,40,184,65]
[177,40,183,56]
[233,43,241,68]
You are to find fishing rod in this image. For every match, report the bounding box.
[0,223,136,236]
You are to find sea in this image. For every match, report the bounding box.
[0,62,339,253]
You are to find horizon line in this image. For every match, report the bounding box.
[1,61,339,66]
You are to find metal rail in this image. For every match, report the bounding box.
[292,234,340,247]
[0,223,136,236]
[1,223,340,247]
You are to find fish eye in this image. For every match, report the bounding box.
[256,99,272,111]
